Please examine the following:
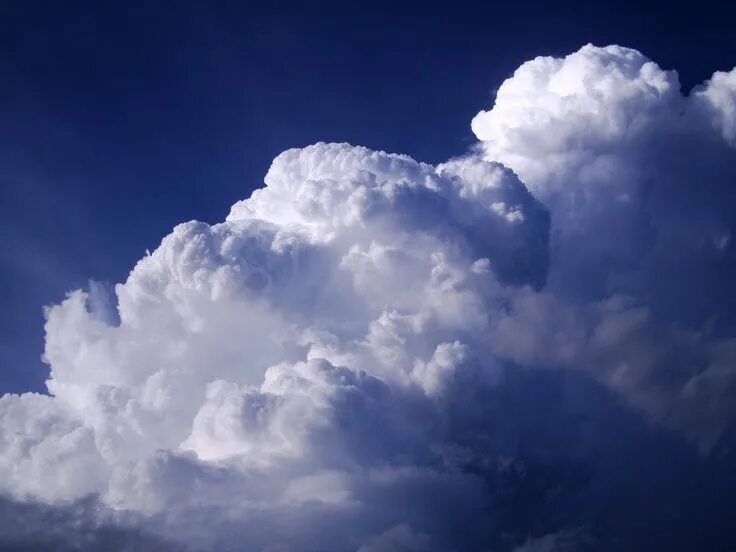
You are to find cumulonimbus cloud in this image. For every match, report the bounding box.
[1,44,736,551]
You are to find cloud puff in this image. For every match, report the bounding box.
[2,45,736,550]
[471,43,736,450]
[693,67,736,146]
[472,44,736,318]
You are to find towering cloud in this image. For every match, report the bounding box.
[2,44,736,550]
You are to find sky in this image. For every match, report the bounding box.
[1,2,736,551]
[2,1,735,393]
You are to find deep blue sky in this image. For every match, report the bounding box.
[1,0,735,394]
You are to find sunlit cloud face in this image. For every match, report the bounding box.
[2,44,736,551]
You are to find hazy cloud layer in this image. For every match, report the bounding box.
[2,44,736,551]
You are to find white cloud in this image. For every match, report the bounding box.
[2,45,736,550]
[693,67,736,146]
[473,44,736,325]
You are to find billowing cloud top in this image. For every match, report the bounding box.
[2,44,736,551]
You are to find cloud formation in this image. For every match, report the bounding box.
[2,44,736,550]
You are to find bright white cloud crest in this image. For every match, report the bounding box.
[2,44,736,550]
